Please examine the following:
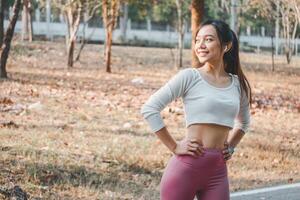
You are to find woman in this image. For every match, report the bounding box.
[140,20,252,200]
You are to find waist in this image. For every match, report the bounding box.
[185,123,230,149]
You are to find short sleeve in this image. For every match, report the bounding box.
[234,89,251,133]
[140,68,193,133]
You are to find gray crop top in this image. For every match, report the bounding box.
[140,68,251,133]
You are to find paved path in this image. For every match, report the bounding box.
[230,182,300,200]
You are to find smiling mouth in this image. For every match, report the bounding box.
[196,50,209,56]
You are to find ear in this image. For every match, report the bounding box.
[224,46,228,52]
[224,42,233,52]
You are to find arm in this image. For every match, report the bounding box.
[231,87,251,144]
[154,127,177,153]
[141,69,202,156]
[156,127,203,156]
[227,128,245,148]
[140,69,192,133]
[223,128,245,161]
[233,88,251,136]
[223,89,251,160]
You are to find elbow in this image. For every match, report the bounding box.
[234,118,251,134]
[140,103,165,133]
[140,103,150,122]
[140,103,157,119]
[240,118,251,134]
[140,103,147,119]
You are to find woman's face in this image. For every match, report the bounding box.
[194,25,223,64]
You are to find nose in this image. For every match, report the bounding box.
[197,39,206,49]
[200,42,206,49]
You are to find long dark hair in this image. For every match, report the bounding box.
[196,20,252,105]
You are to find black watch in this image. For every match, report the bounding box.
[228,146,235,155]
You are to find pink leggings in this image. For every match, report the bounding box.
[160,148,229,200]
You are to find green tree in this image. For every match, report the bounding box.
[152,0,177,24]
[204,0,230,22]
[127,0,152,22]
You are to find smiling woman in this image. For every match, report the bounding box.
[141,20,252,200]
[195,26,226,65]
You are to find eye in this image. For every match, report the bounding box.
[205,38,213,42]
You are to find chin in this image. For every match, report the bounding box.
[197,56,209,64]
[197,55,217,64]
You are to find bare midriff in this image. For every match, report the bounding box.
[185,123,231,149]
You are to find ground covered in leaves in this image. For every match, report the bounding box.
[0,41,299,199]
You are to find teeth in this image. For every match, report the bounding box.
[196,50,208,53]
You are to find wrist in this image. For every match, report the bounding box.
[226,140,236,149]
[171,142,178,154]
[228,146,235,155]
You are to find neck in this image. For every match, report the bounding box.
[202,60,227,78]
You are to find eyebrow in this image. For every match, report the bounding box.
[196,34,215,39]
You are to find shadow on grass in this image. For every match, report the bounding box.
[6,64,176,90]
[24,162,152,189]
[94,127,151,138]
[8,71,120,90]
[1,145,299,199]
[15,121,152,138]
[0,147,161,198]
[7,69,157,93]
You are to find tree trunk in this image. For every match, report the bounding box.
[102,0,120,73]
[191,0,204,68]
[177,31,184,69]
[46,0,51,40]
[21,0,33,41]
[119,2,128,42]
[28,0,33,42]
[75,2,102,62]
[175,0,184,69]
[0,0,21,78]
[279,1,298,64]
[105,26,112,73]
[275,0,280,55]
[75,20,87,62]
[271,34,275,71]
[75,37,86,62]
[283,15,298,64]
[230,0,238,35]
[65,6,82,68]
[22,1,28,41]
[286,13,291,64]
[0,0,4,47]
[67,38,75,67]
